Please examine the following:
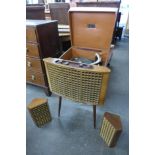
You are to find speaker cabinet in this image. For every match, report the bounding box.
[100,112,122,147]
[27,98,52,127]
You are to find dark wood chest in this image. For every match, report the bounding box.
[26,20,60,96]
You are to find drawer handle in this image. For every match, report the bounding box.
[31,75,35,80]
[27,61,32,67]
[26,48,29,53]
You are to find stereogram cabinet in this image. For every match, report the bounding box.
[26,20,60,96]
[43,7,117,128]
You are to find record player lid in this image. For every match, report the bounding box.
[68,7,117,50]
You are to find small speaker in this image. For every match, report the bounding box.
[27,98,52,127]
[100,112,122,147]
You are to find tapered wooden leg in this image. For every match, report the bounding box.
[93,105,96,129]
[58,96,62,117]
[44,87,52,96]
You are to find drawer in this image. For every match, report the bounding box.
[26,43,40,58]
[26,57,43,72]
[26,27,38,43]
[27,70,45,86]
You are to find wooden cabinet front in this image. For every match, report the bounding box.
[27,70,45,86]
[26,20,60,96]
[26,57,43,72]
[26,43,40,58]
[26,27,37,42]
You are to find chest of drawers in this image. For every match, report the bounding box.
[26,20,60,96]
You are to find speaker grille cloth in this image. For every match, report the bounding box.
[100,117,116,146]
[46,63,103,104]
[29,103,52,127]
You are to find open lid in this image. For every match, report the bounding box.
[69,7,117,50]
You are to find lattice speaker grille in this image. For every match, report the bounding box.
[28,100,52,127]
[100,117,116,146]
[46,62,104,105]
[44,58,110,105]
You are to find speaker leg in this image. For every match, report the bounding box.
[58,96,62,117]
[93,105,96,129]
